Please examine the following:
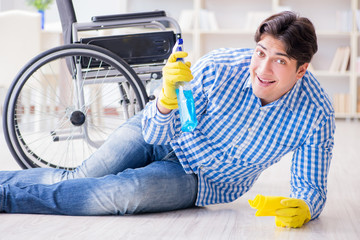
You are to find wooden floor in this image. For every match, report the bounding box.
[0,119,359,240]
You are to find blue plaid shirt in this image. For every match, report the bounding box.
[142,48,335,220]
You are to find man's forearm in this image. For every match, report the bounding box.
[156,100,172,115]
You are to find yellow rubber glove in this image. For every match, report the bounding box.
[158,51,193,109]
[275,198,311,228]
[248,194,288,216]
[248,194,311,228]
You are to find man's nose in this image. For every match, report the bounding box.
[258,59,273,75]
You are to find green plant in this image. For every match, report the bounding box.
[27,0,54,11]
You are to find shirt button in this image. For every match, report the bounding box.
[248,127,252,132]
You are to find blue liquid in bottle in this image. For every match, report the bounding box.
[176,86,198,132]
[173,38,198,132]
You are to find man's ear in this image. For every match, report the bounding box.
[296,63,309,80]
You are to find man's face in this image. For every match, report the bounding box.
[249,34,308,105]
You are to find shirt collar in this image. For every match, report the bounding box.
[277,77,303,111]
[242,74,252,91]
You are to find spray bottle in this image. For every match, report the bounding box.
[173,38,198,132]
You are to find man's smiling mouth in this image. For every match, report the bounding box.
[257,75,276,86]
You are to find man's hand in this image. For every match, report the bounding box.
[275,198,311,228]
[249,194,311,228]
[158,51,193,110]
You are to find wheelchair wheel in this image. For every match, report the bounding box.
[3,44,148,169]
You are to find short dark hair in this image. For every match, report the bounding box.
[254,11,318,69]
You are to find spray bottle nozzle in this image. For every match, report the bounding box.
[172,38,184,61]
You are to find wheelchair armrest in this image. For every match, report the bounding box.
[91,10,166,22]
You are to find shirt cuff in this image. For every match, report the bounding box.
[148,98,175,124]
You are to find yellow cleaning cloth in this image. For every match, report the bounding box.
[248,194,288,216]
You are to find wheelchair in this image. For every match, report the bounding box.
[2,0,181,169]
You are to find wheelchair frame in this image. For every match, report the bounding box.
[2,0,182,169]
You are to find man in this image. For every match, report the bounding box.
[0,11,334,228]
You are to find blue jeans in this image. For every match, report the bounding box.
[0,113,198,215]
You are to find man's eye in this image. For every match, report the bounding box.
[276,59,286,65]
[256,50,264,57]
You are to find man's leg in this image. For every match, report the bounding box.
[0,112,171,186]
[0,155,198,215]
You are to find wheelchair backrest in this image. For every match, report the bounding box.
[80,31,175,66]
